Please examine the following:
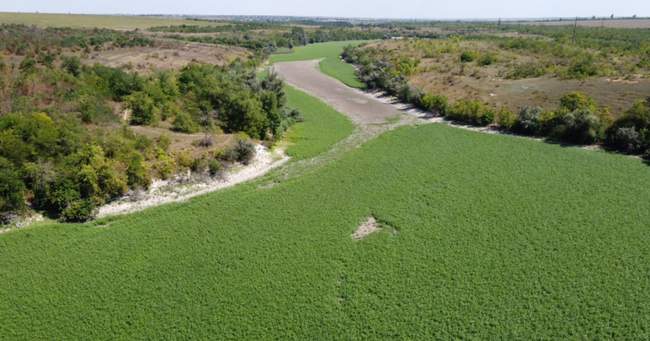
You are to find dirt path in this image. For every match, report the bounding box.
[273,60,401,125]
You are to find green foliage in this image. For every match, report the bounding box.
[514,106,545,135]
[126,91,158,125]
[0,157,25,214]
[126,153,151,189]
[221,139,256,165]
[172,111,199,133]
[60,199,96,222]
[605,99,650,154]
[62,56,81,77]
[208,159,223,177]
[565,54,599,79]
[447,99,495,126]
[507,62,546,79]
[459,50,478,63]
[559,91,597,112]
[418,93,448,115]
[495,107,517,129]
[477,53,497,66]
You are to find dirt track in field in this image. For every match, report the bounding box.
[273,60,401,125]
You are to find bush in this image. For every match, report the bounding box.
[606,126,645,154]
[478,53,497,66]
[566,55,598,79]
[514,106,545,135]
[62,56,81,77]
[172,111,199,133]
[547,109,603,144]
[559,92,596,112]
[507,63,546,79]
[447,100,494,126]
[126,153,151,189]
[222,140,256,165]
[208,159,223,177]
[495,107,517,130]
[418,94,448,115]
[605,100,650,154]
[460,51,478,63]
[127,91,158,126]
[60,199,96,223]
[233,140,256,165]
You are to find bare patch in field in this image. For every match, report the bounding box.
[352,216,381,240]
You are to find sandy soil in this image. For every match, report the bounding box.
[97,144,289,218]
[273,60,401,125]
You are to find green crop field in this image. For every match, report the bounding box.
[2,119,650,338]
[0,12,212,30]
[270,41,367,88]
[284,86,355,160]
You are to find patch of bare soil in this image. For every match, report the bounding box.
[273,60,401,125]
[352,216,380,240]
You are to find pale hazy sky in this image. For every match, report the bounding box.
[1,0,648,20]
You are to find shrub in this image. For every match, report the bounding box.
[208,159,223,177]
[460,51,478,63]
[514,106,545,135]
[398,85,422,105]
[175,150,194,170]
[559,92,596,112]
[548,109,603,144]
[172,111,199,133]
[127,91,158,126]
[606,126,645,154]
[566,55,598,79]
[233,140,256,165]
[60,199,96,223]
[418,94,448,115]
[62,56,81,77]
[288,109,304,123]
[478,53,497,66]
[507,63,546,79]
[448,100,494,126]
[190,157,209,173]
[126,153,151,189]
[222,140,256,165]
[605,100,650,154]
[495,107,517,130]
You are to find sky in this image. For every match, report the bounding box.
[1,0,649,20]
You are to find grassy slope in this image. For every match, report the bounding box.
[284,86,354,160]
[0,12,213,29]
[270,41,367,88]
[2,123,650,338]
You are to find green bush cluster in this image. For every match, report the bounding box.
[604,99,650,155]
[0,112,171,222]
